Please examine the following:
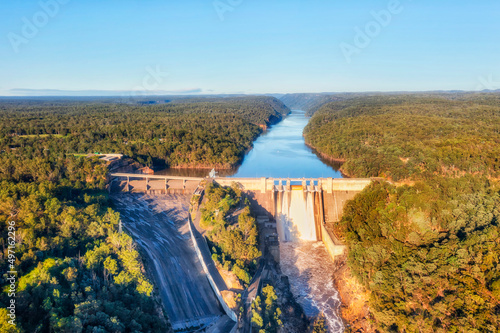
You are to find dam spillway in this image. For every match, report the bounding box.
[276,185,318,242]
[269,180,370,333]
[273,183,346,332]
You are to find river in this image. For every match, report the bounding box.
[230,110,343,178]
[157,110,343,178]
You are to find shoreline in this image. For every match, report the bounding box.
[303,141,353,178]
[168,164,234,170]
[156,115,287,174]
[304,142,347,164]
[331,255,372,333]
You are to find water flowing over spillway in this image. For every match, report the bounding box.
[276,187,317,242]
[276,186,344,332]
[280,241,344,333]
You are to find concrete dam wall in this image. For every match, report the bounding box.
[215,177,374,257]
[109,173,374,254]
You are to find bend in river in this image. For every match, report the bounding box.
[158,110,343,178]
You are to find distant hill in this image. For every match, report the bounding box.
[164,96,291,126]
[280,91,500,116]
[279,93,342,115]
[0,95,290,128]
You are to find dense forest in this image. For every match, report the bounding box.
[200,182,261,286]
[304,94,500,332]
[0,157,168,332]
[341,177,500,332]
[304,94,500,181]
[0,96,290,170]
[0,96,286,332]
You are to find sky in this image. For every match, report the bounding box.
[0,0,499,96]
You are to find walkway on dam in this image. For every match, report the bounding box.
[111,193,227,331]
[109,172,374,194]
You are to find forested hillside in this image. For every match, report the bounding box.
[0,96,287,332]
[304,94,500,180]
[0,155,168,332]
[279,93,342,116]
[165,96,290,125]
[0,96,289,170]
[304,94,500,332]
[200,182,260,286]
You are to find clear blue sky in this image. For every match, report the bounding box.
[1,0,499,96]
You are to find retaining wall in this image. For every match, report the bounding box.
[187,217,238,322]
[320,223,346,259]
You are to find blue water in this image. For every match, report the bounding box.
[231,110,343,178]
[157,110,343,178]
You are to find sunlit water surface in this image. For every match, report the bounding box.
[157,110,343,178]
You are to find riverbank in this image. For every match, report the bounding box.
[331,255,372,333]
[303,141,351,175]
[304,142,346,164]
[154,120,277,176]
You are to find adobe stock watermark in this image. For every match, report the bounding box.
[213,0,243,21]
[340,0,408,64]
[475,74,500,91]
[6,220,17,326]
[121,65,170,104]
[7,0,70,54]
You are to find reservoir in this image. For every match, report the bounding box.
[158,110,344,178]
[231,110,343,178]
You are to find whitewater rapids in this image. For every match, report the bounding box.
[280,241,344,333]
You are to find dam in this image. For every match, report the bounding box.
[213,177,372,258]
[109,110,374,332]
[109,173,373,332]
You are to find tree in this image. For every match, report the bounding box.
[312,313,327,333]
[0,309,22,333]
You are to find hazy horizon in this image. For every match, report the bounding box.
[1,88,499,99]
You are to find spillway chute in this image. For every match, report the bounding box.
[275,185,317,242]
